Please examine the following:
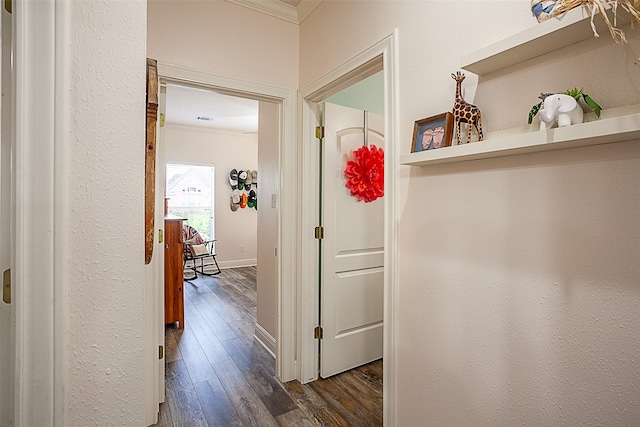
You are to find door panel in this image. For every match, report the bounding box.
[320,102,384,378]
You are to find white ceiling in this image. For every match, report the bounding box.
[163,0,322,134]
[164,84,259,134]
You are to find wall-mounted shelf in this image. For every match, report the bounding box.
[400,108,640,167]
[461,6,615,75]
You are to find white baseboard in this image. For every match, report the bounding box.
[218,258,257,269]
[254,323,276,359]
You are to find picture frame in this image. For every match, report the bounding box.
[411,112,454,152]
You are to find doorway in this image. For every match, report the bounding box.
[155,62,299,385]
[299,32,399,425]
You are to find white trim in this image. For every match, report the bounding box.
[226,0,298,23]
[53,2,70,425]
[14,0,68,425]
[298,31,399,426]
[155,63,298,383]
[295,0,322,23]
[254,323,276,358]
[225,0,321,24]
[218,259,258,269]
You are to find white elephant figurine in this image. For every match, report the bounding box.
[538,93,583,130]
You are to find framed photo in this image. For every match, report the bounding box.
[411,112,454,152]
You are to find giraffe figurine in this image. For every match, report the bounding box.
[451,71,484,144]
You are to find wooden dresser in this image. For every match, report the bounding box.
[164,215,184,328]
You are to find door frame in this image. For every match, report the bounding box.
[155,63,298,382]
[298,31,399,425]
[10,0,69,424]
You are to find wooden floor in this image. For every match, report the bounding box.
[153,267,382,427]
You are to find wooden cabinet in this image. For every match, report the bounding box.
[164,215,184,328]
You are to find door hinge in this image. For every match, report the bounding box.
[158,229,163,244]
[159,345,164,359]
[2,269,10,304]
[315,126,324,139]
[314,326,323,340]
[314,226,324,240]
[160,113,165,127]
[4,0,11,13]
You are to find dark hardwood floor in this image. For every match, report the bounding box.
[153,267,382,427]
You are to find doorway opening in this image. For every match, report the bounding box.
[153,61,299,402]
[299,32,398,425]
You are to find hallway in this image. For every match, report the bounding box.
[154,267,382,426]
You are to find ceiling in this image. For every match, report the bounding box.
[165,84,259,134]
[163,1,322,134]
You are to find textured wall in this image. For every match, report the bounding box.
[301,1,640,425]
[66,0,146,424]
[164,124,258,266]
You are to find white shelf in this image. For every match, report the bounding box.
[461,6,616,75]
[400,108,640,167]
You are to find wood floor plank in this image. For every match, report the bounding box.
[210,291,255,324]
[308,377,381,427]
[193,378,243,427]
[199,290,245,324]
[220,337,254,373]
[212,358,279,427]
[186,304,232,364]
[283,380,350,427]
[194,304,237,341]
[179,322,218,384]
[226,319,256,345]
[275,408,317,427]
[331,374,382,425]
[165,359,208,427]
[244,362,298,418]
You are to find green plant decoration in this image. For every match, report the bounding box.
[528,88,602,125]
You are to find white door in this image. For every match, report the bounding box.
[0,4,14,424]
[320,102,384,378]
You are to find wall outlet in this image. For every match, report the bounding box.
[240,245,245,252]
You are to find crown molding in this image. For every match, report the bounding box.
[226,0,321,24]
[296,0,322,23]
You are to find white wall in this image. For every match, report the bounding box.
[147,0,299,89]
[164,124,258,266]
[256,101,279,347]
[301,2,640,425]
[66,0,147,424]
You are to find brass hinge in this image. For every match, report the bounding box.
[315,126,324,139]
[314,326,323,340]
[2,269,10,304]
[314,226,324,240]
[4,0,11,13]
[160,113,165,127]
[159,345,164,359]
[158,229,163,244]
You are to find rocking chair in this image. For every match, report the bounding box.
[182,224,221,280]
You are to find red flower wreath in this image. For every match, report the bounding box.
[344,144,384,203]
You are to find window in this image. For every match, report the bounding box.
[166,163,215,241]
